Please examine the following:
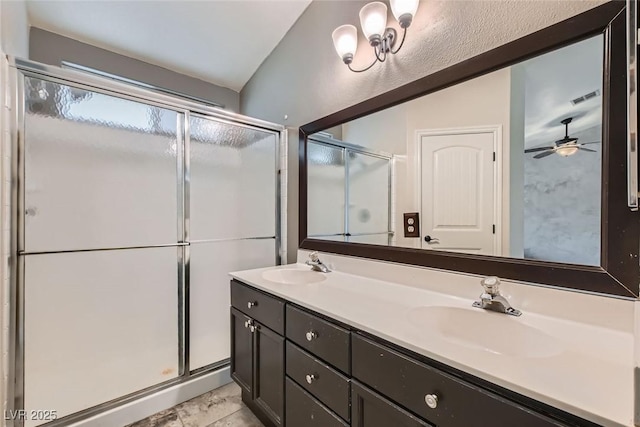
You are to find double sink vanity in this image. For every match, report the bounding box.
[229,253,633,427]
[230,2,638,427]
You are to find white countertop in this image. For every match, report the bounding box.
[231,263,634,427]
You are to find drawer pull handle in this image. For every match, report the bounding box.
[305,374,317,384]
[247,301,257,309]
[305,331,318,341]
[424,394,438,409]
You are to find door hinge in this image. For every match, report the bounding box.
[492,224,496,234]
[493,152,496,162]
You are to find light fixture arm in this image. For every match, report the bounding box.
[390,27,407,55]
[375,43,387,62]
[348,57,380,73]
[346,27,405,73]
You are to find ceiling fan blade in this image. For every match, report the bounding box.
[579,141,601,145]
[533,150,555,159]
[578,147,597,153]
[525,146,555,153]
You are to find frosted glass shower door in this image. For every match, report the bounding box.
[23,77,180,252]
[24,247,179,427]
[307,142,345,239]
[189,115,278,371]
[347,153,390,245]
[189,239,275,370]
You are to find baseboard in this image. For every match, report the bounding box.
[66,367,231,427]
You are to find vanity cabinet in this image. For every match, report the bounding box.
[352,334,564,427]
[230,280,285,427]
[230,280,597,427]
[351,380,433,427]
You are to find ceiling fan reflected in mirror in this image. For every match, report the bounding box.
[524,117,601,159]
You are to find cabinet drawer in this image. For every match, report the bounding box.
[286,378,348,427]
[352,380,433,427]
[352,334,565,427]
[286,341,350,421]
[286,305,350,373]
[231,280,284,335]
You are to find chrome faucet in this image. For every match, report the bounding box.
[472,276,521,316]
[305,252,331,273]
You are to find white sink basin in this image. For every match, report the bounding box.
[407,306,562,358]
[261,269,327,285]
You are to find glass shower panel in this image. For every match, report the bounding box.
[23,77,180,252]
[347,153,390,236]
[307,142,345,238]
[190,115,277,240]
[189,239,275,371]
[23,247,179,426]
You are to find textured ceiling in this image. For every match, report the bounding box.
[521,35,603,149]
[26,0,311,92]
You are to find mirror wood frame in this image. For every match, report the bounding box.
[299,2,639,298]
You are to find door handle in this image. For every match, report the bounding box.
[424,235,439,243]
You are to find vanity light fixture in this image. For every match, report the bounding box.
[332,0,419,73]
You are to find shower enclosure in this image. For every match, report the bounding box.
[307,134,393,245]
[8,59,284,426]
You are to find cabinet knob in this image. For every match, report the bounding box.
[424,394,438,409]
[247,301,257,309]
[249,325,256,333]
[305,330,318,341]
[305,374,317,384]
[244,320,252,329]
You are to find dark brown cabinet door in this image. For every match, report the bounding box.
[286,378,349,427]
[352,381,433,427]
[254,322,285,426]
[352,335,566,427]
[230,307,253,395]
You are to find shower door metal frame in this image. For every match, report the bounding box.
[7,57,285,427]
[307,134,394,245]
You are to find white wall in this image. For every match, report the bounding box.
[1,0,29,58]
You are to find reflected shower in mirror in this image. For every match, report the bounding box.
[307,134,392,245]
[307,34,604,266]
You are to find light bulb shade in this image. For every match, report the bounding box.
[390,0,419,28]
[332,24,358,63]
[555,145,579,157]
[359,2,388,43]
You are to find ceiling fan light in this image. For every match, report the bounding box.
[359,2,388,45]
[332,25,358,64]
[555,146,579,157]
[390,0,419,28]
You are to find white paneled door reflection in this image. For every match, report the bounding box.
[189,239,276,371]
[24,247,180,427]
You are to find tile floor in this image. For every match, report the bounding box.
[127,382,264,427]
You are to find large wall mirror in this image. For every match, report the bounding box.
[299,2,639,298]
